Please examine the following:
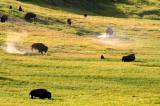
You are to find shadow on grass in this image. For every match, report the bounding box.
[19,0,126,18]
[0,76,14,81]
[139,9,160,17]
[53,97,64,101]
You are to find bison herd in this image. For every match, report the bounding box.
[1,5,88,25]
[0,5,36,23]
[30,42,136,62]
[1,5,137,61]
[0,3,138,101]
[27,53,135,100]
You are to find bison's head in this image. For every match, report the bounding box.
[47,92,52,99]
[44,46,48,53]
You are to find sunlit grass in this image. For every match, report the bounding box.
[0,0,159,106]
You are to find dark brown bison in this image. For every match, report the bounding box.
[84,14,88,18]
[67,18,72,26]
[31,43,48,54]
[29,89,52,99]
[25,12,36,22]
[101,55,105,59]
[1,15,8,23]
[19,6,23,11]
[9,5,12,9]
[122,54,135,62]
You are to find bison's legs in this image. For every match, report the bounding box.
[40,51,43,55]
[38,50,43,54]
[39,51,43,54]
[31,95,34,99]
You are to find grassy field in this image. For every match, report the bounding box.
[0,0,160,106]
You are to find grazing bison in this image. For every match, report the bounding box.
[25,12,36,22]
[122,54,135,62]
[29,89,52,99]
[31,43,48,54]
[19,6,23,11]
[67,18,72,26]
[1,15,8,23]
[101,55,105,59]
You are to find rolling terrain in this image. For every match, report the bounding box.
[0,0,160,106]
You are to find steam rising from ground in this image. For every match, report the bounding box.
[5,31,28,54]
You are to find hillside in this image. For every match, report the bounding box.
[20,0,160,19]
[0,0,160,106]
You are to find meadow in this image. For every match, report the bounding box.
[0,0,160,106]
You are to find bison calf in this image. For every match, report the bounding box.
[31,43,48,54]
[29,89,52,99]
[122,54,135,62]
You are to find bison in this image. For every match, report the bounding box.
[101,55,105,59]
[122,54,135,62]
[67,18,72,26]
[84,14,88,18]
[31,43,48,54]
[9,5,12,9]
[29,89,52,99]
[1,15,8,23]
[19,6,23,11]
[25,12,36,22]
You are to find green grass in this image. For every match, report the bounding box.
[0,0,160,106]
